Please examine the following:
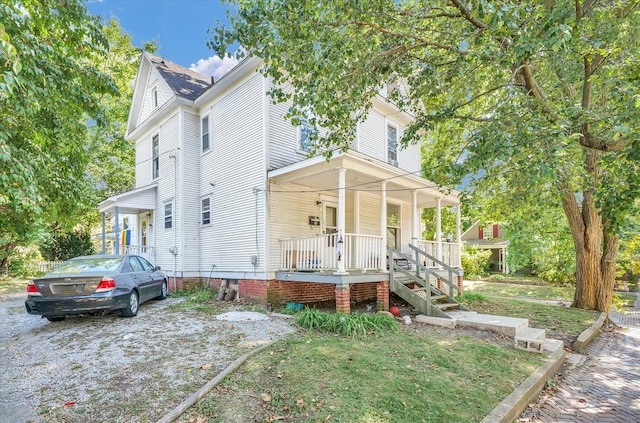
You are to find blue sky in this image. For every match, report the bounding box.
[86,0,239,78]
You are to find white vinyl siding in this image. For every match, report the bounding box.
[153,113,180,272]
[181,111,202,273]
[357,109,387,161]
[199,72,266,272]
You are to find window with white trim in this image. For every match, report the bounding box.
[201,114,210,152]
[387,123,398,166]
[299,117,317,153]
[152,87,158,109]
[201,197,211,225]
[152,134,159,179]
[387,203,401,249]
[164,202,173,229]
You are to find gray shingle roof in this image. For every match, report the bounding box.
[147,54,211,101]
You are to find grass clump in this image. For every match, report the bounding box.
[455,292,488,304]
[169,286,220,313]
[294,308,398,338]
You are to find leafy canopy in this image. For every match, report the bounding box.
[211,0,639,231]
[0,0,117,250]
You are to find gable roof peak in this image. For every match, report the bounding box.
[146,52,211,101]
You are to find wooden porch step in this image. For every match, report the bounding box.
[430,295,448,302]
[434,303,460,310]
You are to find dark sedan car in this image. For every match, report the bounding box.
[25,254,168,322]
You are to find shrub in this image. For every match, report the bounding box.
[461,245,492,278]
[294,309,399,338]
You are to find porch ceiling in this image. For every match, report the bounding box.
[268,150,459,208]
[98,184,157,214]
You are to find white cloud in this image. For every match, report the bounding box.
[190,55,240,80]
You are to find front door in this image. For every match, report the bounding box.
[322,201,338,267]
[140,218,148,255]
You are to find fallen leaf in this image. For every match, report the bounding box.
[276,373,283,379]
[296,398,305,408]
[200,363,212,370]
[63,402,76,407]
[261,393,272,402]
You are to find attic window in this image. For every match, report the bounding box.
[152,87,158,109]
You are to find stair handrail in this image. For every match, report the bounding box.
[409,244,463,275]
[408,244,462,297]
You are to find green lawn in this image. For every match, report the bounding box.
[181,328,543,423]
[465,281,636,308]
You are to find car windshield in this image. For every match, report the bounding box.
[49,257,123,275]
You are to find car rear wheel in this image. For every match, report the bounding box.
[121,290,139,317]
[45,316,66,322]
[156,280,168,300]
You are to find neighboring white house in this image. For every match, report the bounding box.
[461,222,509,274]
[98,53,463,313]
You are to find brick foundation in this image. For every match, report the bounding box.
[335,285,351,314]
[376,281,389,311]
[170,276,389,314]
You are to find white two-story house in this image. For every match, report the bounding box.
[98,53,464,313]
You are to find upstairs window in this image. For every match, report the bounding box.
[201,197,211,225]
[152,134,160,179]
[299,117,317,153]
[152,87,158,109]
[387,123,398,166]
[201,114,210,152]
[164,202,173,229]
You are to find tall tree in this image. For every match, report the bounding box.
[0,0,116,270]
[211,0,640,312]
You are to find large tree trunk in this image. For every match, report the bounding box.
[560,150,619,312]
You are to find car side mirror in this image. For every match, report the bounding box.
[154,266,161,271]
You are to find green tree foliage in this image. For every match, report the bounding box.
[461,246,492,279]
[0,0,116,270]
[211,1,640,312]
[39,229,95,262]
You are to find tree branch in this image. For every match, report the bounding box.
[322,20,470,55]
[449,0,487,29]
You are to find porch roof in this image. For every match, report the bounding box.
[98,184,157,214]
[268,150,460,208]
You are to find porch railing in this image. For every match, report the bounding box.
[106,245,155,261]
[414,240,461,268]
[280,233,383,272]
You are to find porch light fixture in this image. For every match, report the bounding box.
[337,235,344,261]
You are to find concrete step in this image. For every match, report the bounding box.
[543,339,564,353]
[516,327,546,341]
[447,311,529,337]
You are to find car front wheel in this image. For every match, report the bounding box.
[121,290,139,317]
[46,316,66,322]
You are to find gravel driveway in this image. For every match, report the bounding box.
[0,294,295,423]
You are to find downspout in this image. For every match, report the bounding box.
[169,151,178,291]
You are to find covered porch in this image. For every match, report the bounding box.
[268,150,463,279]
[98,184,157,262]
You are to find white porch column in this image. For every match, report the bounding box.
[380,181,387,268]
[336,167,347,274]
[435,198,442,262]
[456,204,462,267]
[411,190,418,246]
[101,212,106,254]
[114,206,120,255]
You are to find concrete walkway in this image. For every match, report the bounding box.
[521,293,640,422]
